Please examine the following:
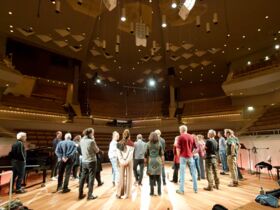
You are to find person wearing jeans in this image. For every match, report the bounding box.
[10,132,27,194]
[133,134,146,185]
[79,128,100,200]
[176,125,198,194]
[218,131,228,175]
[155,129,166,185]
[192,135,201,180]
[108,131,120,187]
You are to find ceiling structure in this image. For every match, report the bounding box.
[0,0,280,92]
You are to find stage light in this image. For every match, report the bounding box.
[148,78,156,87]
[96,78,101,84]
[247,106,254,111]
[275,44,280,50]
[171,0,177,8]
[121,8,126,22]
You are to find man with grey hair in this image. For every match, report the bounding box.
[155,129,166,185]
[56,132,76,193]
[10,132,27,194]
[108,131,120,187]
[204,129,219,191]
[133,134,146,185]
[176,125,198,194]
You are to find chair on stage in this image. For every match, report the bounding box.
[255,161,273,179]
[0,170,13,210]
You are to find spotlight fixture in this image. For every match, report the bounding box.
[146,26,149,38]
[161,15,167,28]
[275,44,280,50]
[247,106,254,111]
[206,22,210,33]
[121,8,126,22]
[55,0,61,13]
[130,22,134,34]
[171,0,177,8]
[148,78,156,87]
[265,56,269,61]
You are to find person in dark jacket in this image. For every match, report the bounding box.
[55,132,76,193]
[72,135,82,180]
[51,131,62,181]
[10,132,27,194]
[95,152,104,187]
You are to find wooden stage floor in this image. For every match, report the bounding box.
[0,163,279,210]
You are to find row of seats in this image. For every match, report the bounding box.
[233,54,280,79]
[89,99,163,119]
[1,94,66,114]
[248,106,280,131]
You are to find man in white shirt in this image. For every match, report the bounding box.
[108,131,120,186]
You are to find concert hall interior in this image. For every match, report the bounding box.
[0,0,280,209]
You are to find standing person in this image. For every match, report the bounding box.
[145,132,164,196]
[10,132,27,194]
[95,152,104,187]
[51,131,62,181]
[116,129,134,199]
[197,134,206,179]
[55,133,76,193]
[155,129,166,185]
[171,136,180,183]
[79,128,100,200]
[225,129,239,187]
[133,134,146,186]
[176,125,198,194]
[218,131,228,175]
[204,129,220,191]
[72,135,81,180]
[192,135,201,181]
[108,131,120,187]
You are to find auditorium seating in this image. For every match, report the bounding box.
[248,105,280,132]
[233,53,280,79]
[89,99,163,119]
[0,94,66,114]
[181,96,239,116]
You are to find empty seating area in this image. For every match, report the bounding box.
[233,53,280,79]
[248,105,280,131]
[182,96,239,116]
[0,94,66,114]
[90,99,163,119]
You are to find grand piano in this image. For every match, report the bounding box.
[0,146,52,188]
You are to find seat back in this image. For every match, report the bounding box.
[0,170,13,186]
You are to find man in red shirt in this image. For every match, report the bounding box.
[176,125,198,194]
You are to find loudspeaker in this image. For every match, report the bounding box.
[168,67,175,76]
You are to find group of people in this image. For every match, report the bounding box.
[10,125,241,200]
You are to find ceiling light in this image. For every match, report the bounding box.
[265,16,269,19]
[132,67,135,70]
[52,0,56,4]
[265,56,269,61]
[190,81,193,84]
[196,16,200,27]
[9,25,13,28]
[148,78,156,87]
[171,0,177,8]
[8,11,12,15]
[227,34,230,37]
[257,28,261,32]
[183,0,196,10]
[275,44,280,50]
[180,78,183,80]
[55,0,61,13]
[10,29,13,33]
[200,73,203,76]
[278,30,280,34]
[161,15,167,28]
[96,78,101,84]
[248,47,251,51]
[213,64,216,67]
[236,47,239,50]
[240,92,243,95]
[247,61,251,65]
[121,8,126,22]
[247,106,254,111]
[211,71,214,74]
[274,37,278,41]
[118,66,121,69]
[222,51,225,54]
[200,79,203,82]
[242,35,246,39]
[179,0,196,20]
[179,71,182,74]
[213,13,218,24]
[114,60,116,63]
[224,44,227,47]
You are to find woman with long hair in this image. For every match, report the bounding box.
[116,129,134,199]
[145,132,164,196]
[171,136,180,183]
